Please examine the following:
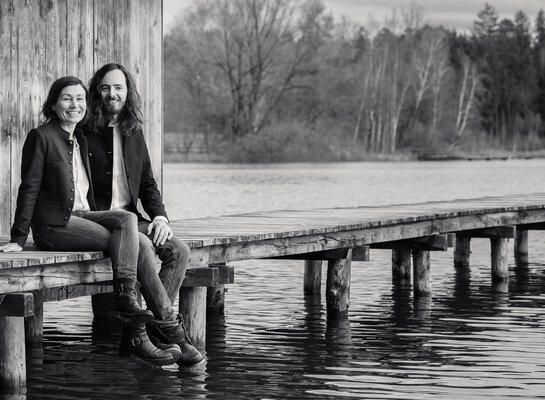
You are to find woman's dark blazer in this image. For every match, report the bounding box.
[10,120,96,247]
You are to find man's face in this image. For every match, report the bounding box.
[100,69,127,116]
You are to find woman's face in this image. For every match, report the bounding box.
[52,84,87,127]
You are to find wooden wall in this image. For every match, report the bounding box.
[0,0,163,235]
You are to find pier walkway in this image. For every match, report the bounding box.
[2,193,545,389]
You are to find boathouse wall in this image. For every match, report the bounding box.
[0,0,163,235]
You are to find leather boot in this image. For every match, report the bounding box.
[119,321,177,366]
[109,279,154,324]
[148,314,204,366]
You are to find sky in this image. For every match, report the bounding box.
[163,0,545,33]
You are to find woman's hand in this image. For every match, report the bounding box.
[0,243,23,252]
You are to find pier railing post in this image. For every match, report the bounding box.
[412,250,431,297]
[392,249,411,282]
[304,260,322,295]
[326,249,352,318]
[491,237,509,282]
[454,235,471,270]
[0,316,26,389]
[514,229,529,266]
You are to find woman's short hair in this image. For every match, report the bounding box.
[42,76,89,124]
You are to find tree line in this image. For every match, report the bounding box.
[164,1,545,161]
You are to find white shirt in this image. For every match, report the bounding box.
[72,138,91,211]
[108,123,168,224]
[109,124,131,210]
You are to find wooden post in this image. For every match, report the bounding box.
[304,260,322,295]
[326,249,352,318]
[0,316,26,389]
[207,263,228,315]
[179,287,207,349]
[24,290,44,344]
[491,237,509,283]
[412,250,431,297]
[392,249,411,282]
[514,229,529,266]
[207,285,225,315]
[454,235,471,270]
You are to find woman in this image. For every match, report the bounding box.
[0,76,176,365]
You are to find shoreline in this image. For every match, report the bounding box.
[164,150,545,163]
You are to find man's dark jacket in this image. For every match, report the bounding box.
[84,126,167,221]
[10,120,96,246]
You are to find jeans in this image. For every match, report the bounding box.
[32,210,139,282]
[135,221,190,322]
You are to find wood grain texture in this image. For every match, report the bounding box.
[0,0,162,235]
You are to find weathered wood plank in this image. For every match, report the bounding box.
[43,283,113,302]
[182,266,220,287]
[0,258,112,294]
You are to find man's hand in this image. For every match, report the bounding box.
[147,219,173,246]
[0,243,23,252]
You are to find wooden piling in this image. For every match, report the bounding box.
[454,235,471,270]
[304,260,322,295]
[24,290,44,344]
[392,249,411,281]
[207,285,225,315]
[179,287,207,349]
[514,229,529,266]
[0,317,26,388]
[491,237,509,282]
[412,250,431,297]
[326,249,352,318]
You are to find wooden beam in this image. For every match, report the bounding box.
[516,222,545,230]
[0,293,34,317]
[456,226,515,239]
[0,258,113,294]
[43,283,113,302]
[370,235,448,251]
[268,246,370,261]
[182,266,220,287]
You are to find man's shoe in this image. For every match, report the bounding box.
[148,314,204,366]
[119,323,176,366]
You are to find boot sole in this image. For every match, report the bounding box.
[177,354,205,367]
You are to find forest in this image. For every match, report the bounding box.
[164,1,545,162]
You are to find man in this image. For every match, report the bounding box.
[84,63,203,367]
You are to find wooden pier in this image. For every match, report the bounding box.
[2,193,545,389]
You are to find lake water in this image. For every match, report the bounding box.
[22,160,545,399]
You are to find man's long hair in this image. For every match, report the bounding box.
[86,63,144,135]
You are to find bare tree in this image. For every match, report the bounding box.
[178,0,324,139]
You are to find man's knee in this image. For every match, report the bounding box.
[157,237,190,266]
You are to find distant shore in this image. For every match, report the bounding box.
[164,149,545,163]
